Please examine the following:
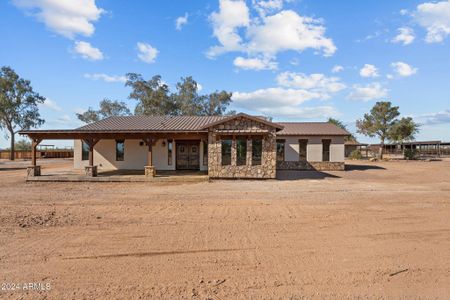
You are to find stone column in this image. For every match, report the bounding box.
[28,138,42,177]
[246,138,252,166]
[83,139,99,177]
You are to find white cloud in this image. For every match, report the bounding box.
[137,42,158,63]
[208,0,250,57]
[12,0,104,39]
[207,0,336,66]
[256,105,339,118]
[233,56,277,70]
[414,0,450,43]
[392,27,415,45]
[391,61,418,77]
[359,64,379,78]
[420,109,450,124]
[400,9,409,16]
[276,72,346,95]
[39,98,62,111]
[84,73,127,83]
[197,83,203,91]
[175,13,188,30]
[73,41,103,60]
[331,65,344,73]
[347,82,388,102]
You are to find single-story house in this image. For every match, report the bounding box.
[20,113,349,179]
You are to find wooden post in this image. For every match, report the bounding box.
[145,138,155,177]
[83,138,99,177]
[31,138,41,166]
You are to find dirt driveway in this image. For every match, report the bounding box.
[0,159,449,299]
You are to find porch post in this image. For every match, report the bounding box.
[84,138,99,177]
[27,138,42,177]
[145,138,155,177]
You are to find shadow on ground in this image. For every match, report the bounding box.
[276,170,340,180]
[345,164,386,171]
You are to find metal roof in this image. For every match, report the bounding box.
[76,115,227,132]
[276,122,350,136]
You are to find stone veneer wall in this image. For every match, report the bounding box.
[277,161,345,171]
[208,117,277,179]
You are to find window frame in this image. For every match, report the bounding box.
[81,141,89,161]
[203,140,208,166]
[276,139,285,162]
[322,139,331,162]
[236,137,247,166]
[115,140,125,161]
[221,137,232,166]
[167,139,173,165]
[251,137,262,166]
[299,139,308,161]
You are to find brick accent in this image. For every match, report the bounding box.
[144,166,156,177]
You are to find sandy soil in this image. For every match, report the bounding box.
[0,159,449,299]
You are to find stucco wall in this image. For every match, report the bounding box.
[74,139,176,170]
[279,135,345,162]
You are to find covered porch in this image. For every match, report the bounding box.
[19,129,208,180]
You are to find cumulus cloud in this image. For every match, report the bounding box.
[207,0,336,68]
[73,41,103,60]
[175,13,188,30]
[414,0,450,43]
[347,82,388,102]
[39,98,62,111]
[12,0,104,39]
[233,56,277,70]
[137,42,158,63]
[84,73,127,83]
[392,27,415,45]
[359,64,379,78]
[331,65,344,73]
[391,62,418,77]
[276,72,346,95]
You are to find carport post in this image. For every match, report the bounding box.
[145,137,155,177]
[83,138,99,177]
[28,138,42,177]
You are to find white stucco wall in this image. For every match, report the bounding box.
[74,139,208,171]
[278,136,345,162]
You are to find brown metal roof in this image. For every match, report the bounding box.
[199,113,284,130]
[76,115,227,132]
[276,122,350,136]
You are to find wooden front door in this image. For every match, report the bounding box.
[176,141,200,170]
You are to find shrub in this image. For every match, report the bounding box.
[349,149,363,160]
[404,149,418,160]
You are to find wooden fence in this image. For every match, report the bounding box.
[0,149,73,160]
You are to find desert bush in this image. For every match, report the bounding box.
[404,149,418,160]
[349,149,363,160]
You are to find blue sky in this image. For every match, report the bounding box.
[1,0,449,148]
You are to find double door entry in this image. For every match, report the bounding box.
[176,141,200,170]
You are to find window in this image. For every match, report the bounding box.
[203,141,208,166]
[236,138,247,166]
[322,139,331,162]
[81,141,89,161]
[252,138,262,165]
[167,139,173,165]
[299,139,308,161]
[221,137,232,166]
[116,140,125,161]
[276,139,285,162]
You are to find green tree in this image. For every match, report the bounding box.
[0,66,45,160]
[356,101,403,158]
[327,118,356,142]
[125,73,173,115]
[77,99,131,124]
[389,117,420,153]
[125,73,233,116]
[14,139,32,151]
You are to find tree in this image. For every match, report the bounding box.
[14,139,32,151]
[125,73,233,116]
[76,99,131,124]
[327,118,356,142]
[125,73,173,115]
[389,117,420,146]
[0,66,45,160]
[356,101,413,158]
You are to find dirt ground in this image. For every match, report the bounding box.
[0,159,449,299]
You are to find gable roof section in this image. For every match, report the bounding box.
[277,122,350,136]
[199,113,284,130]
[76,115,227,132]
